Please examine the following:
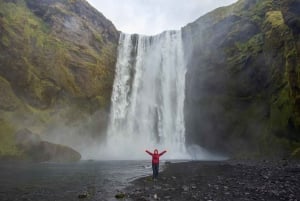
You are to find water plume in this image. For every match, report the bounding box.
[101,31,188,160]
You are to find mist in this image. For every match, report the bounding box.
[38,109,108,160]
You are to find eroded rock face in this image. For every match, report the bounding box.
[0,0,119,160]
[182,0,300,157]
[15,128,41,147]
[0,0,119,110]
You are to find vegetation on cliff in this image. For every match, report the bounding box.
[183,0,300,158]
[0,0,119,160]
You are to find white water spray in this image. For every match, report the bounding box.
[101,31,189,160]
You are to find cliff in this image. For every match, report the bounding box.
[183,0,300,158]
[0,0,119,160]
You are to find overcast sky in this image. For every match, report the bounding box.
[86,0,238,35]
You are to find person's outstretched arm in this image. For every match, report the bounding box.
[159,150,167,156]
[145,150,153,156]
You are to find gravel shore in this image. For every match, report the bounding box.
[124,160,300,201]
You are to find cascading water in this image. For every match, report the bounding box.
[103,31,189,159]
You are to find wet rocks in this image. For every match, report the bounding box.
[78,192,89,199]
[125,160,300,201]
[115,192,126,199]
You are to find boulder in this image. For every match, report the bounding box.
[15,129,81,162]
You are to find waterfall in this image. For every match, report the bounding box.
[103,31,189,159]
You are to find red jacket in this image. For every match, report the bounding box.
[146,150,167,164]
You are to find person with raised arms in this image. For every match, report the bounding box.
[145,149,167,180]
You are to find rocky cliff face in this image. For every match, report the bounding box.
[0,0,119,160]
[183,0,300,158]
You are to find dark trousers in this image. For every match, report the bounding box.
[152,163,159,179]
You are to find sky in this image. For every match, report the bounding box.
[86,0,238,35]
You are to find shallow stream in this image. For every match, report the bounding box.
[0,160,156,201]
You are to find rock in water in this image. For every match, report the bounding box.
[115,193,126,199]
[37,141,81,163]
[15,129,81,162]
[78,192,89,199]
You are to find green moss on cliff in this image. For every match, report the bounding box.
[270,87,293,131]
[0,0,118,112]
[0,0,118,160]
[0,1,67,107]
[0,76,21,111]
[184,0,300,158]
[266,11,285,28]
[0,119,21,158]
[227,33,263,74]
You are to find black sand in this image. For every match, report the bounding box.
[124,160,300,201]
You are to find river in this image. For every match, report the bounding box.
[0,160,157,201]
